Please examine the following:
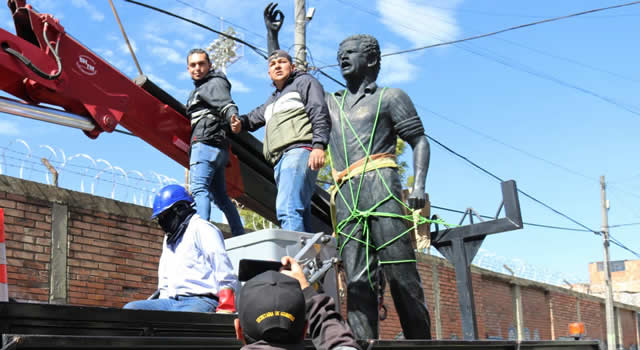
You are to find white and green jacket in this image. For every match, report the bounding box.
[241,71,331,166]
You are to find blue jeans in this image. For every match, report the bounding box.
[274,148,318,232]
[123,295,218,312]
[189,142,245,236]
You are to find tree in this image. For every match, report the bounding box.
[235,200,278,231]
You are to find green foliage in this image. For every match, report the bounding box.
[236,202,278,231]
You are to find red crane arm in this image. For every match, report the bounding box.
[1,0,190,167]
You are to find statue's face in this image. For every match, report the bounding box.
[337,39,367,78]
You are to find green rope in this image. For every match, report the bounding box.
[329,88,453,290]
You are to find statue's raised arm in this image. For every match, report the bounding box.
[264,2,284,54]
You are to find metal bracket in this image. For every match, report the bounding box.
[431,180,523,340]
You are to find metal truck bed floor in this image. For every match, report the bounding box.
[1,303,600,350]
[2,335,600,350]
[0,302,236,338]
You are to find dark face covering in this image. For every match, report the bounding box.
[157,202,196,245]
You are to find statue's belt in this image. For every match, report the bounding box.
[331,152,398,186]
[329,153,398,229]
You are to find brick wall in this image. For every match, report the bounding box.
[620,308,637,348]
[476,275,514,340]
[1,174,639,347]
[66,209,163,307]
[580,298,604,340]
[550,293,579,338]
[1,192,51,302]
[521,287,551,340]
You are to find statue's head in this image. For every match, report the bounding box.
[337,34,381,81]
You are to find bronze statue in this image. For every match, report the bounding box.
[326,34,432,340]
[265,3,432,340]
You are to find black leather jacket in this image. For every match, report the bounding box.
[186,70,238,148]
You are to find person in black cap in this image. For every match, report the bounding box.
[229,4,330,234]
[235,256,360,350]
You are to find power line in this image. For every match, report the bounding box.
[377,0,640,86]
[431,205,592,232]
[453,41,640,117]
[417,105,598,184]
[487,36,640,86]
[381,1,640,58]
[382,0,640,20]
[608,234,640,258]
[172,0,266,42]
[609,222,640,228]
[326,0,640,118]
[312,67,609,237]
[321,0,640,63]
[123,0,269,59]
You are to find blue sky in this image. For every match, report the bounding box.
[0,0,638,283]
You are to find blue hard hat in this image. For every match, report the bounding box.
[151,184,194,219]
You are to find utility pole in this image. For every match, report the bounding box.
[294,0,307,70]
[600,175,617,350]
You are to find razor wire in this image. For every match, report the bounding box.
[0,142,180,206]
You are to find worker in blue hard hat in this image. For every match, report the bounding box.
[123,184,238,313]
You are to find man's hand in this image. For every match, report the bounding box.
[407,189,426,210]
[264,2,284,34]
[280,256,310,290]
[230,115,242,134]
[308,148,325,171]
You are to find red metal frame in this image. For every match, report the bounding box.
[0,0,244,195]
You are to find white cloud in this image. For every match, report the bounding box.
[228,56,269,82]
[177,71,191,81]
[95,48,114,59]
[229,79,251,93]
[119,40,138,55]
[173,40,187,49]
[150,46,183,65]
[71,0,104,22]
[0,120,20,135]
[144,33,170,46]
[377,45,420,85]
[147,73,176,92]
[376,0,460,47]
[147,73,190,101]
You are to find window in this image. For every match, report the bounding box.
[596,260,626,272]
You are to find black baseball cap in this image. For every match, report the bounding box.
[268,49,292,63]
[237,270,306,344]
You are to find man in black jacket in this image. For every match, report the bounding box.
[230,49,330,233]
[235,256,360,350]
[186,48,244,237]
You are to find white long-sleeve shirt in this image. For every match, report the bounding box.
[157,214,239,299]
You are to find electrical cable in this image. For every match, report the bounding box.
[123,0,269,59]
[173,0,267,41]
[325,0,640,118]
[312,68,606,237]
[417,105,598,184]
[381,0,640,20]
[320,0,640,63]
[608,234,640,258]
[608,222,640,228]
